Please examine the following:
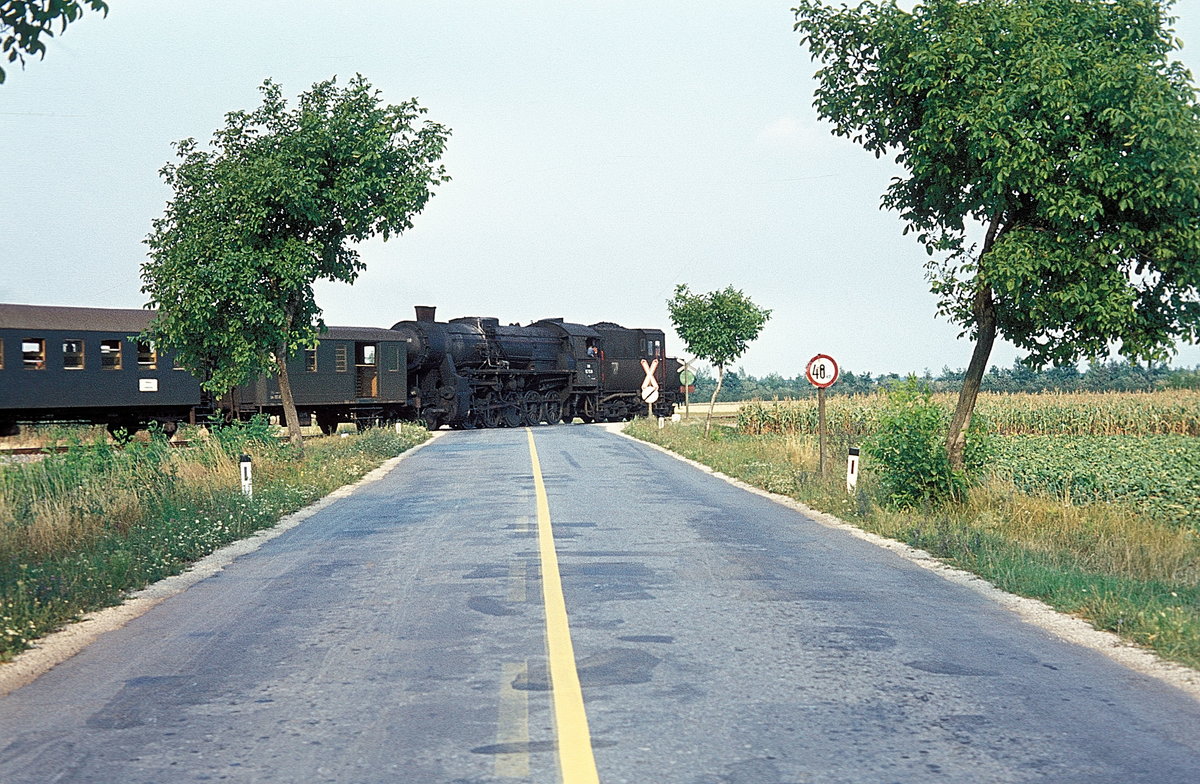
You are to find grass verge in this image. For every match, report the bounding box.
[0,423,428,660]
[625,418,1200,669]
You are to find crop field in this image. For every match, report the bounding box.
[734,390,1200,530]
[738,389,1200,438]
[989,434,1200,528]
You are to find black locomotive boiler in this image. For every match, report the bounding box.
[392,306,679,430]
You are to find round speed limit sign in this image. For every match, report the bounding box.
[805,354,839,389]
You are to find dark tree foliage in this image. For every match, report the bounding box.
[794,0,1200,470]
[142,75,449,449]
[1,0,107,83]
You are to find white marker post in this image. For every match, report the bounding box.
[239,454,253,499]
[846,447,860,493]
[805,354,840,476]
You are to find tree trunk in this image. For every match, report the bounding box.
[946,286,996,472]
[705,364,724,437]
[946,214,1004,473]
[276,350,305,454]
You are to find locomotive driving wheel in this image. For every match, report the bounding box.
[422,407,444,431]
[499,394,522,428]
[479,395,499,428]
[521,391,543,426]
[542,393,563,425]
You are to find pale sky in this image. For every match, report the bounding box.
[4,1,1200,377]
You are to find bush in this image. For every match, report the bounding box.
[865,377,989,508]
[209,414,280,456]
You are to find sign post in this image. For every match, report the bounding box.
[805,354,839,476]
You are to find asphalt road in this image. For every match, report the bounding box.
[0,425,1198,783]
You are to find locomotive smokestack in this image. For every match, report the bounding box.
[415,305,436,323]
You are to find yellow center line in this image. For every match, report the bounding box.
[526,427,600,784]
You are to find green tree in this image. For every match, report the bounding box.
[1,0,107,83]
[141,75,450,449]
[794,0,1200,471]
[667,284,771,434]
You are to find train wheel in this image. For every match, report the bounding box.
[500,395,522,428]
[580,397,597,424]
[316,414,339,436]
[422,407,444,431]
[543,395,563,425]
[521,391,543,426]
[106,419,139,443]
[480,398,499,428]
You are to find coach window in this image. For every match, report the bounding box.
[22,339,45,370]
[63,339,85,370]
[137,341,157,369]
[388,344,400,372]
[100,339,122,370]
[305,348,318,372]
[335,346,348,373]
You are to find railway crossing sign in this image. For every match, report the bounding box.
[640,359,660,404]
[805,354,839,389]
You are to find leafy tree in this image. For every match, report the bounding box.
[1,0,107,83]
[667,284,771,434]
[794,0,1200,471]
[141,75,450,449]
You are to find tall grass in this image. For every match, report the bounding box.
[626,418,1200,669]
[0,422,427,660]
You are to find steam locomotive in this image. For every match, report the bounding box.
[393,306,677,430]
[0,302,680,437]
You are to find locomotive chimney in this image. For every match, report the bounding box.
[415,305,437,323]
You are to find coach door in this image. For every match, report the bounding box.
[355,343,378,398]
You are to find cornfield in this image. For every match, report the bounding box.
[738,390,1200,437]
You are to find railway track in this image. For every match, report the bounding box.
[0,439,203,463]
[1,432,327,461]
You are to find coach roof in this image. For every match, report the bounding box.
[0,305,402,344]
[0,304,155,332]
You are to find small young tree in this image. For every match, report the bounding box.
[141,75,449,450]
[667,284,771,435]
[795,0,1200,471]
